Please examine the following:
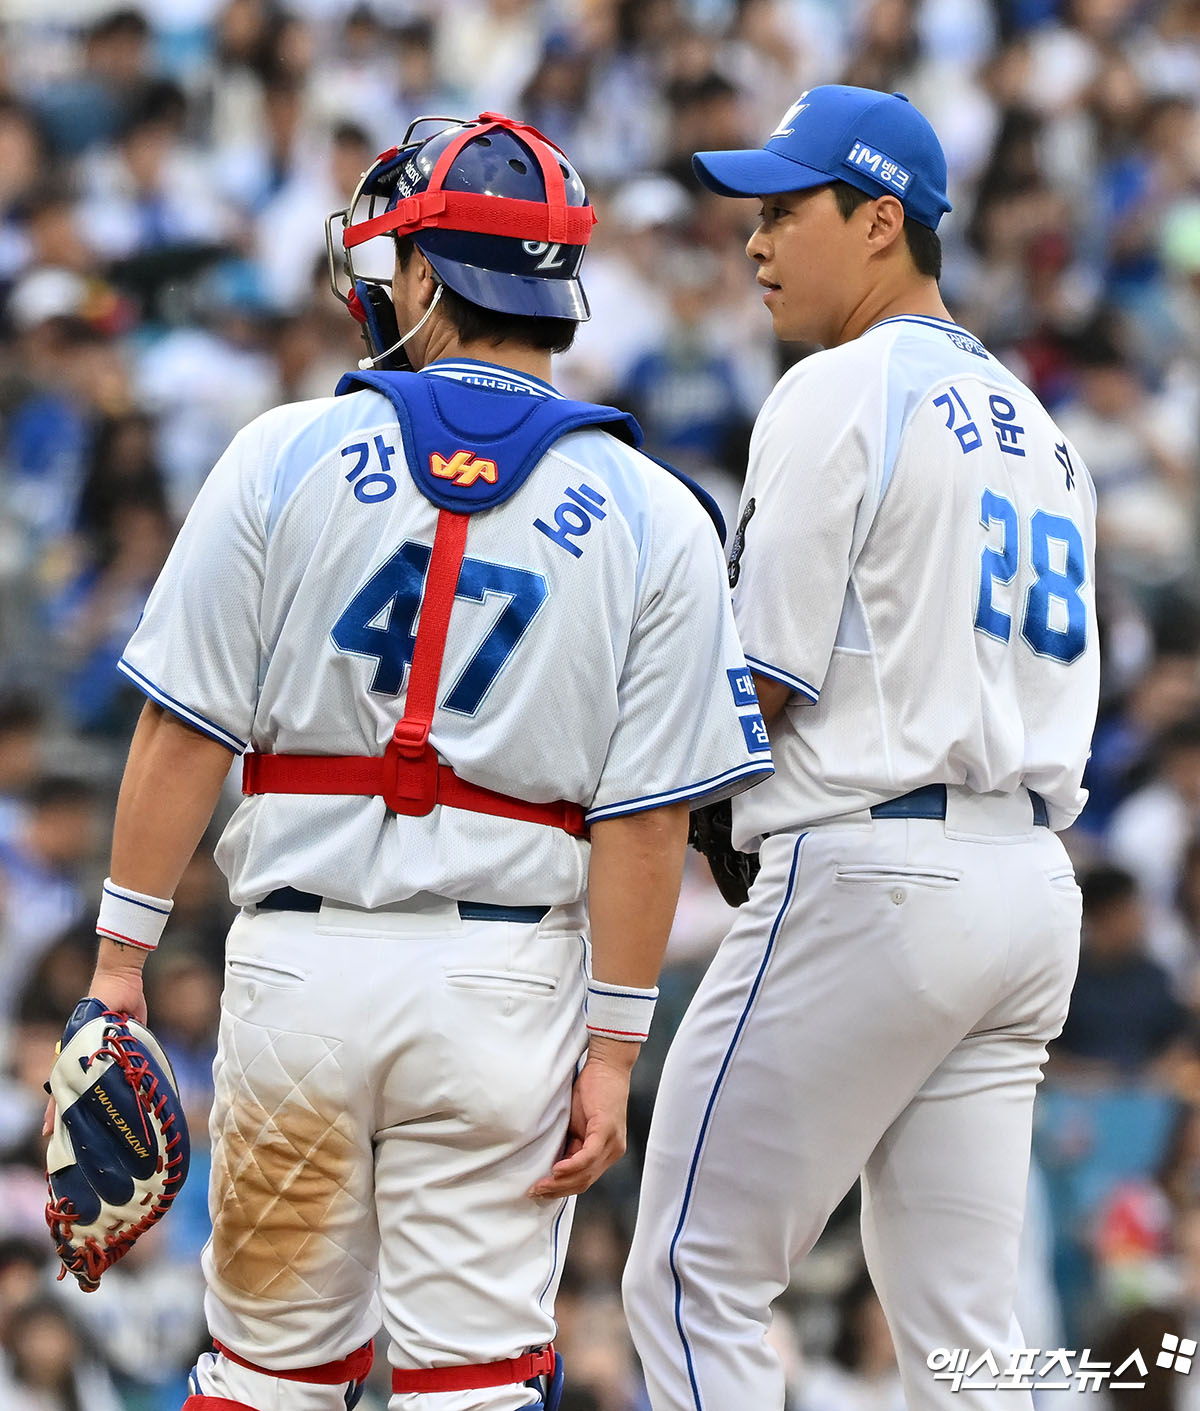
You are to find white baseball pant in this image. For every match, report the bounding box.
[190,897,587,1411]
[624,788,1081,1411]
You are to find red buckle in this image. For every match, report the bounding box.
[392,1344,555,1394]
[389,192,447,234]
[382,721,438,815]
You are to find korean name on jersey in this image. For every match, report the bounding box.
[119,365,772,908]
[729,316,1099,849]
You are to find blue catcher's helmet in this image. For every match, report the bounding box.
[328,113,593,363]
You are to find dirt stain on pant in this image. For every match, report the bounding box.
[211,1087,360,1299]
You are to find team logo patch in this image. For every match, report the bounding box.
[770,95,810,139]
[728,497,756,588]
[845,141,911,196]
[430,449,499,487]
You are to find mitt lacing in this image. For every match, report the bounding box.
[45,1013,187,1287]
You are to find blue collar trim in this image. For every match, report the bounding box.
[422,359,565,399]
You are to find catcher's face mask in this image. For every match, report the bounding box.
[326,112,595,371]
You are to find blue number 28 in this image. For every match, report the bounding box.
[975,491,1087,664]
[331,541,548,713]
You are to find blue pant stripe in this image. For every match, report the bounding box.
[666,834,806,1411]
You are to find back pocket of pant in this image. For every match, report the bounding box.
[226,956,308,989]
[445,968,559,998]
[834,864,961,888]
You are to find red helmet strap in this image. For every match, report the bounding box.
[343,112,590,252]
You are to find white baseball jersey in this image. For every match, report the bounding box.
[119,359,771,908]
[729,314,1099,848]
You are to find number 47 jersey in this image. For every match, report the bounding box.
[729,315,1099,849]
[119,362,772,908]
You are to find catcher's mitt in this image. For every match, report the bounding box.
[688,797,760,908]
[45,997,189,1292]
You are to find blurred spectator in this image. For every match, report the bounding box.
[133,263,281,513]
[0,1295,124,1411]
[144,950,221,1138]
[1053,865,1189,1079]
[74,411,169,546]
[46,489,175,735]
[1082,643,1200,838]
[166,842,239,969]
[617,246,753,477]
[790,1267,906,1411]
[251,117,374,312]
[0,1238,46,1340]
[79,90,232,264]
[1109,717,1200,923]
[58,1233,208,1410]
[0,690,46,849]
[435,0,545,116]
[0,100,44,284]
[1054,319,1198,591]
[32,8,156,156]
[558,174,689,401]
[1096,1303,1189,1408]
[0,775,99,1042]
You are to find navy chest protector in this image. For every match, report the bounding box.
[240,370,724,836]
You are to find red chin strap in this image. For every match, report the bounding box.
[343,112,596,251]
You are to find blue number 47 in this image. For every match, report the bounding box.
[331,541,548,714]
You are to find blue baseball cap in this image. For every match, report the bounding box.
[693,85,951,231]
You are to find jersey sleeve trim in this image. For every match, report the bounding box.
[585,761,773,823]
[116,659,246,753]
[744,655,820,703]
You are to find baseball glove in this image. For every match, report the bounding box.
[688,798,760,908]
[44,997,190,1292]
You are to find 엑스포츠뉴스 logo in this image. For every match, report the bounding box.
[430,449,499,487]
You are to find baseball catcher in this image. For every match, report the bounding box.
[45,996,189,1292]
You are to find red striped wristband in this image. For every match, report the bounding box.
[586,979,658,1043]
[96,877,174,953]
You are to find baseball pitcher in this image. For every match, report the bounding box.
[623,86,1099,1410]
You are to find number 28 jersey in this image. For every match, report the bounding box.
[120,361,771,907]
[729,316,1099,848]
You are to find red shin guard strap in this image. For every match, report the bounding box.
[392,1343,555,1393]
[181,1399,259,1411]
[212,1339,375,1386]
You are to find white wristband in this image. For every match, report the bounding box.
[586,979,659,1043]
[96,878,174,952]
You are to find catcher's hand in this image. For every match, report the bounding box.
[44,997,190,1292]
[688,798,760,907]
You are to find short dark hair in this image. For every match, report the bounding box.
[394,237,578,354]
[829,180,942,281]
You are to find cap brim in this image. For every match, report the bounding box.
[692,147,835,198]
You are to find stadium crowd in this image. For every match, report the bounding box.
[5,0,1200,1406]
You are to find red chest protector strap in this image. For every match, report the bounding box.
[242,509,588,839]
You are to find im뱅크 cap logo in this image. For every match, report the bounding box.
[845,141,912,196]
